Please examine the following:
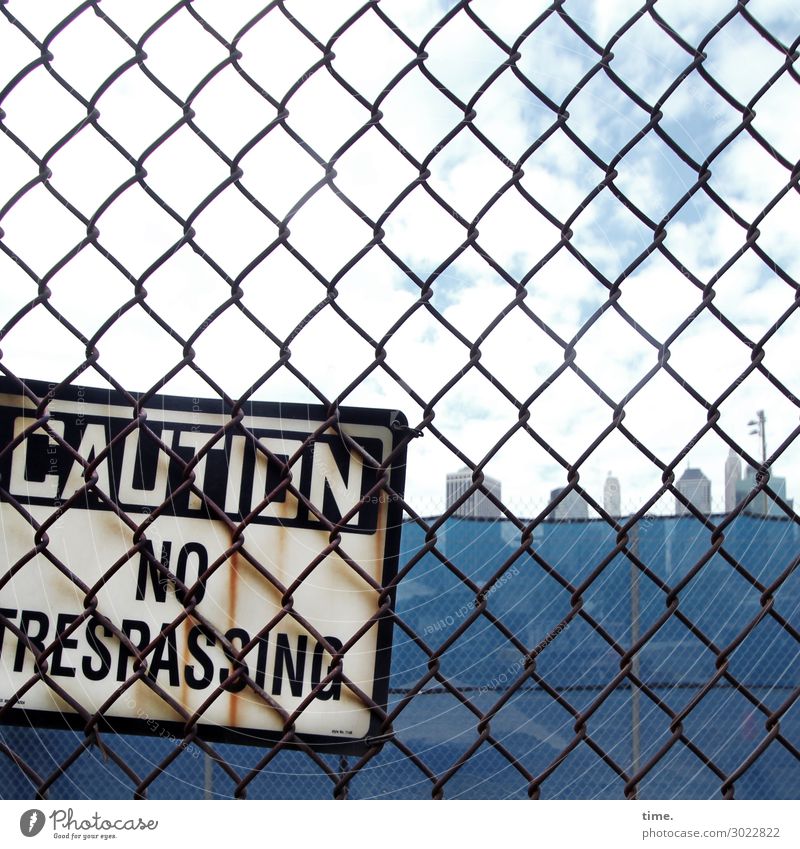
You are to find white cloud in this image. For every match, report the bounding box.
[652,0,742,46]
[517,11,598,105]
[701,13,789,106]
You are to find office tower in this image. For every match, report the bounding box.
[549,486,589,520]
[735,468,793,517]
[603,471,621,518]
[725,448,742,513]
[675,467,711,515]
[446,467,502,518]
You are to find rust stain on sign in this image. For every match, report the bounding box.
[228,540,240,728]
[228,542,239,633]
[181,617,191,710]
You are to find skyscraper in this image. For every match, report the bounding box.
[603,471,621,518]
[735,467,793,518]
[675,467,711,516]
[725,448,742,513]
[446,467,502,518]
[549,487,589,520]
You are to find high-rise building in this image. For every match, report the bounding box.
[603,471,621,518]
[735,467,793,518]
[675,467,711,516]
[549,486,589,520]
[725,448,742,513]
[445,467,502,518]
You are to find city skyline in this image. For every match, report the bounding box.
[445,447,795,519]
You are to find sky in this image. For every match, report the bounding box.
[0,0,799,518]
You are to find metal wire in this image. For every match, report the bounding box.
[0,0,798,799]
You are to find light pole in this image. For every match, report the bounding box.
[747,410,768,516]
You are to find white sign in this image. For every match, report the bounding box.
[0,379,408,753]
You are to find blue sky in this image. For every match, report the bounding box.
[0,0,798,516]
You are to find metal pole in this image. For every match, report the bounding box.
[630,520,641,797]
[748,411,768,517]
[759,411,767,516]
[204,753,213,800]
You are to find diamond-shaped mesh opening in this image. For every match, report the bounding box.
[331,9,416,104]
[239,125,324,219]
[1,65,86,156]
[1,0,797,804]
[93,64,184,158]
[575,308,656,401]
[191,185,279,275]
[287,185,374,279]
[190,65,278,157]
[620,369,709,463]
[424,9,509,104]
[285,72,370,161]
[566,70,651,162]
[0,183,86,276]
[702,13,788,107]
[667,310,753,402]
[665,189,749,277]
[382,185,468,278]
[755,188,800,280]
[333,128,417,221]
[143,124,230,217]
[517,11,599,105]
[46,247,134,335]
[750,71,800,163]
[614,132,698,223]
[427,129,514,221]
[528,368,613,461]
[477,186,562,272]
[95,183,184,277]
[609,11,692,104]
[47,125,134,215]
[49,8,134,99]
[709,250,795,342]
[659,68,744,164]
[141,8,230,102]
[520,127,605,221]
[378,67,464,160]
[709,132,790,219]
[236,9,321,99]
[570,187,656,281]
[473,72,553,162]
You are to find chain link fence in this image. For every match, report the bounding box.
[1,0,799,799]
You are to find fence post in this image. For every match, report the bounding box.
[630,520,641,798]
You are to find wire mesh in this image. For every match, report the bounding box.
[0,0,799,799]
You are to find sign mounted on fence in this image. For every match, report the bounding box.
[0,378,408,754]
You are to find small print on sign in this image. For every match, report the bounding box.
[0,378,408,753]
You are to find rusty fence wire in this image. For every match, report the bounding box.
[0,0,799,799]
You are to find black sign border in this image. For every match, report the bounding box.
[0,377,409,757]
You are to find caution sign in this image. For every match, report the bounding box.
[0,378,408,753]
